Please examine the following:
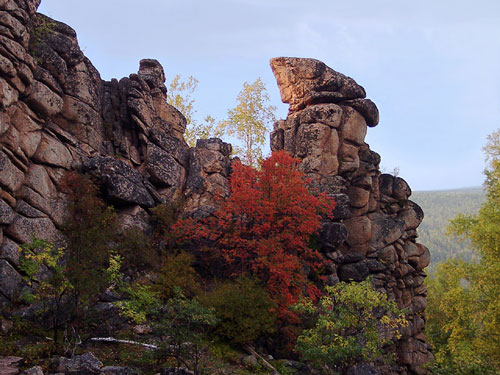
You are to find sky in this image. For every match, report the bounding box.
[37,0,500,191]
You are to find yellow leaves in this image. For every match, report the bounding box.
[426,257,500,372]
[380,315,391,325]
[18,240,65,282]
[222,78,276,168]
[106,252,123,285]
[294,279,408,371]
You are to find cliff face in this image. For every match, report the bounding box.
[0,1,431,373]
[0,0,231,275]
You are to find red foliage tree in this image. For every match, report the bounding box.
[176,151,335,320]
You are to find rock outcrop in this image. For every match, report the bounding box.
[270,57,431,374]
[0,0,231,304]
[0,1,431,373]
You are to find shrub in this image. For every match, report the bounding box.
[115,228,158,272]
[18,239,73,349]
[154,251,202,300]
[115,281,161,325]
[200,276,277,344]
[154,288,217,375]
[292,279,408,373]
[151,201,185,247]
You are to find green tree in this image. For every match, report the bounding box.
[292,279,408,374]
[220,78,276,167]
[167,75,222,147]
[425,261,496,375]
[426,129,500,374]
[17,173,135,352]
[62,172,120,308]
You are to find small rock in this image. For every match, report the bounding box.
[0,356,22,375]
[339,106,367,146]
[339,261,369,282]
[132,324,152,335]
[282,360,307,370]
[22,366,44,375]
[51,352,102,375]
[26,80,63,118]
[0,259,22,299]
[0,318,13,333]
[344,216,372,246]
[320,222,348,251]
[159,368,194,375]
[138,59,166,92]
[346,363,379,375]
[101,366,137,375]
[0,199,14,224]
[369,213,405,249]
[393,177,411,200]
[341,98,379,127]
[241,354,258,368]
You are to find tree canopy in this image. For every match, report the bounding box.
[167,74,222,147]
[426,129,500,374]
[220,78,276,167]
[175,151,335,321]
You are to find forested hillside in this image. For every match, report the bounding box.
[412,187,485,268]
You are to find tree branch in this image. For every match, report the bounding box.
[89,337,158,350]
[243,345,279,375]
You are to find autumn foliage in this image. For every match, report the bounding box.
[176,151,335,320]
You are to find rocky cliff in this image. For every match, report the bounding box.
[0,1,431,373]
[269,57,432,374]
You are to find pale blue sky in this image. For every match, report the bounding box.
[38,0,500,191]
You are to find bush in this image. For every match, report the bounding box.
[151,201,185,246]
[18,239,72,349]
[115,228,158,272]
[154,251,201,300]
[200,276,277,345]
[292,279,408,374]
[115,280,161,325]
[154,288,217,375]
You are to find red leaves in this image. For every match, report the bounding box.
[176,151,335,321]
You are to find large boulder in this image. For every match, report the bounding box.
[270,57,366,111]
[0,259,22,299]
[84,156,156,208]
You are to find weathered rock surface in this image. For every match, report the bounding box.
[271,57,432,374]
[22,366,44,375]
[51,352,103,375]
[0,2,431,373]
[0,0,220,307]
[0,356,23,375]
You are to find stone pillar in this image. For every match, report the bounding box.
[270,57,432,375]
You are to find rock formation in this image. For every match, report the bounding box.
[0,0,231,301]
[270,57,432,374]
[0,1,431,373]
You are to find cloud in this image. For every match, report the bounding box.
[37,0,500,189]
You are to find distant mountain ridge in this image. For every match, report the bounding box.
[412,187,485,269]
